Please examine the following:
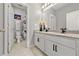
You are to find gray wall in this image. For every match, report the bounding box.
[56,3,79,31]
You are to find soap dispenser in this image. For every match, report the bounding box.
[39,23,42,31]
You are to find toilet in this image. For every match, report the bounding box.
[15,19,22,43]
[16,31,22,43]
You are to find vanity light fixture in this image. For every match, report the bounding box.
[42,3,57,12]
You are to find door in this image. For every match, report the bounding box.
[0,3,4,55]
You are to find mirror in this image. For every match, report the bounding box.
[66,10,79,31]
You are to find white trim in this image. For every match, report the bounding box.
[4,3,9,55]
[26,5,30,48]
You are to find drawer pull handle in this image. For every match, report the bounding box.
[53,44,55,51]
[37,38,39,42]
[55,45,57,52]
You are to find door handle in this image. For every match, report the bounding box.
[0,29,5,32]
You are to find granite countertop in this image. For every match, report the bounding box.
[35,30,79,39]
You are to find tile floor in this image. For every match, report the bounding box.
[7,40,46,56]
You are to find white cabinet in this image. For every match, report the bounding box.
[34,32,77,56]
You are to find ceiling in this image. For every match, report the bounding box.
[41,3,69,12]
[51,3,69,11]
[12,3,27,10]
[12,3,69,12]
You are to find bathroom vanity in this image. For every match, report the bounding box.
[34,30,79,56]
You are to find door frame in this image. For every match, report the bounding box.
[4,3,29,54]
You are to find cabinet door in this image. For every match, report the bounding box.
[39,38,44,51]
[34,33,44,51]
[45,39,62,56]
[34,34,40,47]
[45,39,56,56]
[62,46,75,56]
